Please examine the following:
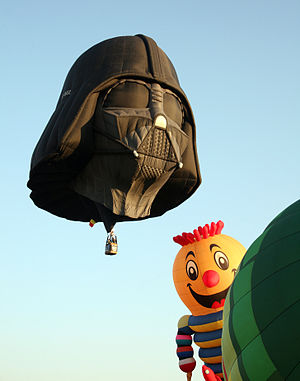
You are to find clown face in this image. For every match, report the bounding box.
[173,231,245,316]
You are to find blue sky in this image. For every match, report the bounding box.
[1,1,299,380]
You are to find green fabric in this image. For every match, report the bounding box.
[222,199,300,380]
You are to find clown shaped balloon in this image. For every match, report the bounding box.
[173,221,246,380]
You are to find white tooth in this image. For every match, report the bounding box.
[154,115,167,129]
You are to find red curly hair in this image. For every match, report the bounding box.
[173,220,224,246]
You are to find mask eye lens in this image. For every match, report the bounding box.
[186,260,198,280]
[214,251,229,270]
[163,91,183,127]
[103,80,149,108]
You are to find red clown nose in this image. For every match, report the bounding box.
[202,270,220,287]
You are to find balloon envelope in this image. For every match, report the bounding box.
[222,199,300,380]
[27,34,201,232]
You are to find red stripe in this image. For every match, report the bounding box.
[177,346,193,353]
[222,359,228,381]
[176,335,192,340]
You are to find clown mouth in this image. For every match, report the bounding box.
[187,284,230,309]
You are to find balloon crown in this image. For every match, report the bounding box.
[173,220,224,246]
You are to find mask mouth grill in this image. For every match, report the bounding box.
[141,165,164,181]
[139,128,176,161]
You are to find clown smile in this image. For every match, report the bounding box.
[187,283,230,309]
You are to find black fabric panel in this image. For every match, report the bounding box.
[28,34,201,229]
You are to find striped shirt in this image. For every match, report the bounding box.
[176,311,224,378]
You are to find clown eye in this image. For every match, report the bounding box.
[186,260,198,280]
[214,251,229,270]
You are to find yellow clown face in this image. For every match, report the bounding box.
[173,223,246,316]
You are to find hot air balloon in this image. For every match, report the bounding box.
[173,221,246,380]
[27,35,201,254]
[222,199,300,380]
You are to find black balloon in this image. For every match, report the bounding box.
[27,35,201,232]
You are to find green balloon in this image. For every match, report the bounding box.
[222,200,300,381]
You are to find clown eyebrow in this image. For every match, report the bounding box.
[210,244,221,252]
[185,251,195,260]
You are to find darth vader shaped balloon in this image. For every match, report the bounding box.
[27,34,201,247]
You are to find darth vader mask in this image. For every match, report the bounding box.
[27,35,201,234]
[72,79,189,230]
